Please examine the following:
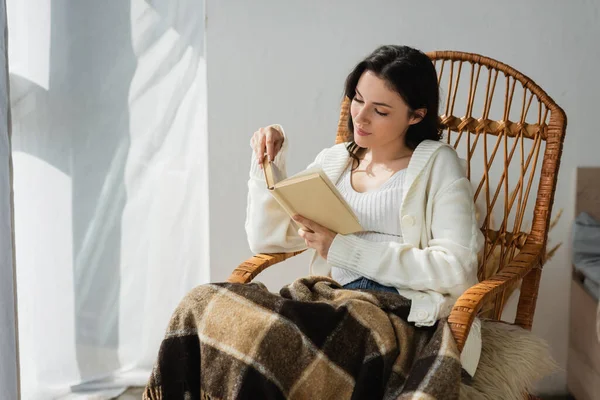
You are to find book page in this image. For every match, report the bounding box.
[262,160,285,188]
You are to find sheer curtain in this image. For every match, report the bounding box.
[8,0,209,398]
[1,0,19,398]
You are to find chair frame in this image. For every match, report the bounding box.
[228,51,566,359]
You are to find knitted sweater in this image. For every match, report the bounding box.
[331,166,407,286]
[245,126,484,376]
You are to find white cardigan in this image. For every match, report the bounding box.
[245,129,484,376]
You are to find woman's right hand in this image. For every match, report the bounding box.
[251,125,285,168]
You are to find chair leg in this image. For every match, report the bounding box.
[515,265,542,330]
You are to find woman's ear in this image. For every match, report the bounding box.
[409,108,427,125]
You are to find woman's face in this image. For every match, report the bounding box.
[350,70,421,150]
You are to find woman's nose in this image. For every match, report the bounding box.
[354,108,370,126]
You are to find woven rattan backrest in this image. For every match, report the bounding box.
[335,51,566,317]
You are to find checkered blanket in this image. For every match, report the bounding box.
[143,276,462,399]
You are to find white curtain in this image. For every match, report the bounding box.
[7,0,209,398]
[0,0,19,398]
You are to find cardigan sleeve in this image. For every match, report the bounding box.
[245,126,328,254]
[327,176,484,299]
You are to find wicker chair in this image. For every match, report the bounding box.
[228,51,567,399]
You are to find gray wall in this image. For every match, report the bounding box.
[0,0,19,397]
[206,0,599,394]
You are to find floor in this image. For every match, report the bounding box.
[114,388,575,399]
[114,387,144,399]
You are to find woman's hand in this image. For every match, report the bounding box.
[251,125,285,168]
[293,215,337,260]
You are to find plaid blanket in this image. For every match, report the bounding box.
[143,276,462,400]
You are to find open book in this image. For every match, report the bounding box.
[262,159,362,234]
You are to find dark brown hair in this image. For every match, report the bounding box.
[344,45,441,167]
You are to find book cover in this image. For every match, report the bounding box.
[262,159,362,235]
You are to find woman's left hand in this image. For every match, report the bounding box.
[293,215,337,260]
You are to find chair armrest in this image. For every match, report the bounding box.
[227,250,307,284]
[448,241,544,352]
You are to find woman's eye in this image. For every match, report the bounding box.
[353,97,387,116]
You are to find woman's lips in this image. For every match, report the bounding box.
[355,127,372,137]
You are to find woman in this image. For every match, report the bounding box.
[246,45,484,377]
